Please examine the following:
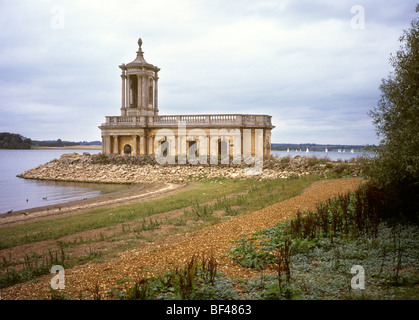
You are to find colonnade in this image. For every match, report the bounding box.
[101,128,271,157]
[120,69,159,114]
[102,134,150,156]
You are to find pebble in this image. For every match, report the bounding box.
[17,153,361,184]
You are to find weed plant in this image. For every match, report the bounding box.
[0,176,319,291]
[134,218,161,233]
[0,241,103,289]
[0,243,66,288]
[113,253,238,300]
[228,183,419,299]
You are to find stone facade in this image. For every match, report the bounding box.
[99,38,275,159]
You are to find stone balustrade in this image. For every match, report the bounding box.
[103,114,272,128]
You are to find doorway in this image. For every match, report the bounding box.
[124,144,132,155]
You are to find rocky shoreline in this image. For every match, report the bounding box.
[17,152,362,184]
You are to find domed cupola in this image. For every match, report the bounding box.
[119,38,160,116]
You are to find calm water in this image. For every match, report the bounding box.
[0,149,130,214]
[0,148,367,214]
[271,150,366,161]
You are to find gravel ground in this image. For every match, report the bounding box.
[1,177,365,300]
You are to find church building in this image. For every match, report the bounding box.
[99,38,274,160]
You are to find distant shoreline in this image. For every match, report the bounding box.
[31,145,102,150]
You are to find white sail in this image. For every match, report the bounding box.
[306,148,309,153]
[325,148,328,153]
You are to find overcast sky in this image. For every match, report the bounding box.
[0,0,417,144]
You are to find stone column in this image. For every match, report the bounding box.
[113,136,119,154]
[126,75,130,108]
[142,75,147,110]
[103,135,111,154]
[137,74,142,109]
[140,135,145,155]
[148,135,154,155]
[132,135,137,155]
[154,76,159,113]
[121,72,126,110]
[207,136,211,159]
[240,128,244,157]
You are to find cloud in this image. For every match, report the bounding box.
[0,0,417,144]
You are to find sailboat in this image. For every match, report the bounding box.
[306,148,309,153]
[350,149,354,153]
[287,148,289,152]
[325,148,328,153]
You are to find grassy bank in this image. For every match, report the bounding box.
[0,175,320,289]
[114,183,418,300]
[227,184,419,300]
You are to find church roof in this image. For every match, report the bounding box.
[121,38,160,72]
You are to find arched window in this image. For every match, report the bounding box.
[218,139,228,157]
[148,85,153,107]
[124,144,132,155]
[160,138,168,157]
[188,141,198,157]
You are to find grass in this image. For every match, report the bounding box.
[0,179,257,249]
[107,182,417,301]
[0,241,105,289]
[0,177,320,249]
[0,175,321,289]
[110,253,239,300]
[8,171,414,300]
[227,183,419,300]
[113,211,418,300]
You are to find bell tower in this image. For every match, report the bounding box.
[119,38,160,117]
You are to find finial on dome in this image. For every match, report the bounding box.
[138,38,143,50]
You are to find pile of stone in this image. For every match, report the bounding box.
[17,153,361,184]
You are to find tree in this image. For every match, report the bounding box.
[366,5,419,221]
[0,132,32,149]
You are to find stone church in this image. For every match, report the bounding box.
[99,38,274,161]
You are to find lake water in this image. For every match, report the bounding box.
[0,148,368,215]
[0,149,130,214]
[271,150,366,161]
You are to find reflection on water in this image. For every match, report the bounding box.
[0,148,369,214]
[0,149,131,214]
[14,179,130,211]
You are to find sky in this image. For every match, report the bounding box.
[0,0,417,145]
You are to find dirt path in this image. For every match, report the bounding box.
[1,178,365,300]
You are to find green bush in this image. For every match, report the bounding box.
[228,236,275,269]
[227,183,419,300]
[365,6,419,223]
